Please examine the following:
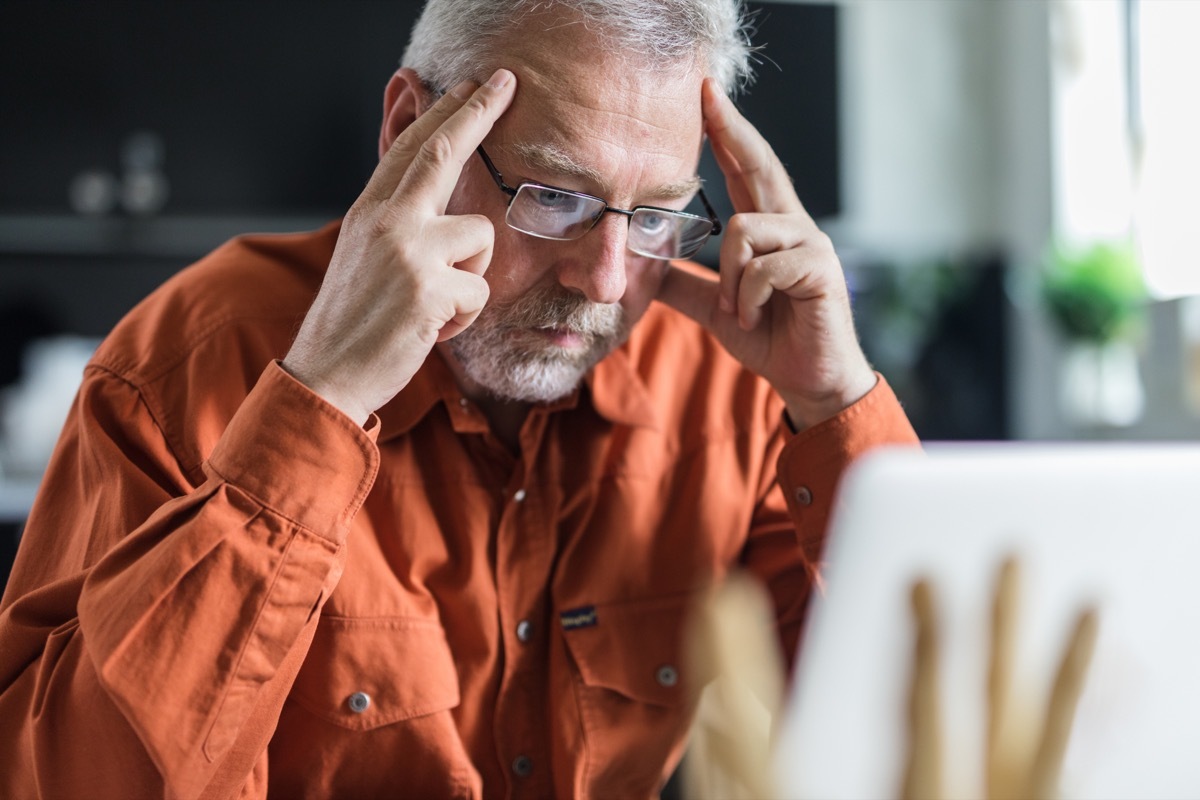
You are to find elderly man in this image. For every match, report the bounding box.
[0,1,917,797]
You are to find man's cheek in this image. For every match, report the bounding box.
[621,259,669,318]
[643,256,677,297]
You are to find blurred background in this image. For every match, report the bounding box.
[2,0,1199,584]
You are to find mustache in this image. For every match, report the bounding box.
[492,284,624,337]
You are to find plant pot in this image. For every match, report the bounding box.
[1059,339,1145,429]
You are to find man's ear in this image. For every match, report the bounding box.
[379,67,429,160]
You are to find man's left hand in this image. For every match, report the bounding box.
[656,78,877,430]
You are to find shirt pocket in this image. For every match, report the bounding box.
[288,616,461,731]
[276,616,478,797]
[560,591,716,797]
[563,591,714,705]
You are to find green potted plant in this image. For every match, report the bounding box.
[1042,241,1147,343]
[1041,240,1148,428]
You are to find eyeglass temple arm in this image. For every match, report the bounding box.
[475,146,518,197]
[697,185,722,235]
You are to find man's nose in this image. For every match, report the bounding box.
[554,214,628,305]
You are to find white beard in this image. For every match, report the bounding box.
[448,282,628,403]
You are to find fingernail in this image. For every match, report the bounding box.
[719,294,734,314]
[486,69,512,89]
[449,78,478,100]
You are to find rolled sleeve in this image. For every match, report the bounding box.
[776,375,919,551]
[206,361,380,544]
[68,362,382,796]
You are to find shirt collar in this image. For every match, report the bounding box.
[376,342,659,443]
[376,349,471,441]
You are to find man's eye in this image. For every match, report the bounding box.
[635,211,670,236]
[531,188,580,212]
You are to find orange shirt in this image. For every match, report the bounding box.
[0,221,918,799]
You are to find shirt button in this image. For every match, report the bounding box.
[511,755,533,777]
[513,489,527,502]
[656,665,679,688]
[516,619,533,642]
[347,692,371,714]
[459,397,469,408]
[794,486,814,506]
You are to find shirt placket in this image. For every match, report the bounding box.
[492,408,557,799]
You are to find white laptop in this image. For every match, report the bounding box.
[772,442,1200,800]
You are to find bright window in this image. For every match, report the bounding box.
[1052,0,1200,300]
[1133,0,1200,298]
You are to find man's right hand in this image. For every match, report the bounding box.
[282,69,516,426]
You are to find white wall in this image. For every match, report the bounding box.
[832,0,1008,256]
[775,0,1074,439]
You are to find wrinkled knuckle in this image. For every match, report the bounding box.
[353,204,402,241]
[469,275,491,307]
[407,269,438,304]
[393,142,421,169]
[393,232,427,266]
[725,214,751,239]
[461,93,490,119]
[387,132,419,160]
[468,213,495,237]
[344,201,371,227]
[473,272,491,295]
[744,256,767,278]
[420,131,456,167]
[369,208,400,238]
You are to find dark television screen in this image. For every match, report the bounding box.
[706,1,841,218]
[0,2,414,216]
[0,1,838,221]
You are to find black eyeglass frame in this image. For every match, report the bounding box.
[474,145,723,255]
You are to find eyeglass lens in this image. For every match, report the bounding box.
[506,185,606,241]
[506,184,714,259]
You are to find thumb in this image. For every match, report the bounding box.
[656,264,721,332]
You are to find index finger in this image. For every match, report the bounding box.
[361,77,467,204]
[363,70,515,207]
[395,69,516,213]
[701,78,804,216]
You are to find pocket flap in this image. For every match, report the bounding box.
[560,592,713,707]
[289,617,460,731]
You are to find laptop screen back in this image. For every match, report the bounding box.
[774,443,1200,799]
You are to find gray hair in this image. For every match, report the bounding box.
[401,0,756,97]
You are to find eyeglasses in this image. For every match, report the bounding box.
[475,146,722,260]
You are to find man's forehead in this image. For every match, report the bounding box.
[508,140,703,200]
[488,71,705,199]
[480,14,707,198]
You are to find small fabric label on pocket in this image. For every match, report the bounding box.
[560,606,598,630]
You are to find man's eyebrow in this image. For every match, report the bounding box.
[512,142,604,185]
[510,142,703,201]
[653,175,704,201]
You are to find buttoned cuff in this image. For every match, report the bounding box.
[206,361,380,544]
[776,375,919,539]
